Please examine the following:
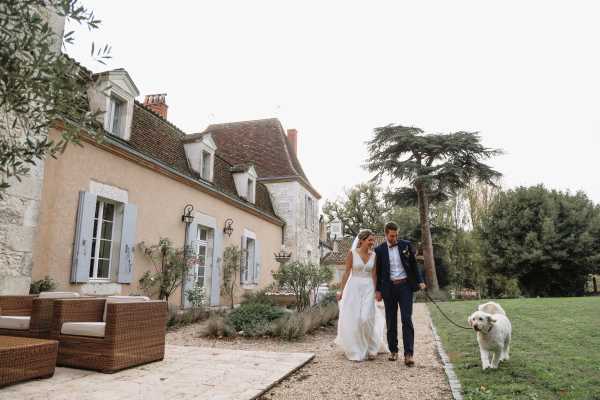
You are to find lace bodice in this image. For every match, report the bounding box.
[351,249,375,276]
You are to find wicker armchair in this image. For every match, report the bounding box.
[51,298,167,373]
[0,295,55,338]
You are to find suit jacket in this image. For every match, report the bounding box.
[375,239,423,296]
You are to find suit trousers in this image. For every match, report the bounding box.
[383,281,414,355]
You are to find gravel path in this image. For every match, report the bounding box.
[167,303,453,400]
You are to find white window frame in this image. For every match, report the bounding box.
[89,199,116,281]
[245,237,256,282]
[192,226,213,289]
[108,94,126,137]
[200,150,212,181]
[247,178,255,203]
[241,229,257,285]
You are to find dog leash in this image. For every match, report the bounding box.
[423,290,471,330]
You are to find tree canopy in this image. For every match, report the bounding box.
[0,0,109,194]
[322,182,388,236]
[479,185,600,296]
[366,125,503,290]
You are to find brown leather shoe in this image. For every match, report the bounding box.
[404,355,415,367]
[388,352,398,361]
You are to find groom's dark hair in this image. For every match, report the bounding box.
[384,221,398,233]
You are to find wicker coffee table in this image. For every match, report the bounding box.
[0,336,58,387]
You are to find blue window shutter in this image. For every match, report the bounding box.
[70,191,96,283]
[210,229,223,306]
[117,203,138,283]
[182,221,199,308]
[253,239,261,284]
[240,235,247,283]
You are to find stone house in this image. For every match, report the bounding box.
[3,63,320,307]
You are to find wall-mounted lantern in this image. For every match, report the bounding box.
[223,218,234,237]
[181,204,194,224]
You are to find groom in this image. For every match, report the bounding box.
[375,222,426,366]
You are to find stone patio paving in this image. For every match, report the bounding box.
[1,345,314,400]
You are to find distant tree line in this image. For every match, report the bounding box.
[324,181,600,298]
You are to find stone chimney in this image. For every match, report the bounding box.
[144,93,168,119]
[287,129,298,154]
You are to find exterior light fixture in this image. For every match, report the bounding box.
[181,204,194,224]
[223,218,234,237]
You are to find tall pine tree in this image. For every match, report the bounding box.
[366,125,502,290]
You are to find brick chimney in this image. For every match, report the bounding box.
[143,93,168,119]
[287,129,298,154]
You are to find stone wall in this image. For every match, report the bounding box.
[265,181,320,265]
[0,164,45,294]
[0,8,64,295]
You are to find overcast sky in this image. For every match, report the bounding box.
[65,1,600,205]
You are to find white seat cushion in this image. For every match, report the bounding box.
[0,316,31,330]
[38,291,80,299]
[103,296,150,321]
[61,322,106,338]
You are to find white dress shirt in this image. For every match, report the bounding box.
[388,241,407,280]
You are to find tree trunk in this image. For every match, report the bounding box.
[416,184,439,291]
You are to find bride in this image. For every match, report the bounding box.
[335,229,389,361]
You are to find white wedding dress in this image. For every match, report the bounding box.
[335,249,389,361]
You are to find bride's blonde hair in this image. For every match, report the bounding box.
[357,229,374,248]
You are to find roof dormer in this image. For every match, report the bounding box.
[88,69,139,141]
[231,164,257,204]
[182,133,217,182]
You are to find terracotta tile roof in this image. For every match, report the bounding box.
[125,103,279,220]
[200,118,320,198]
[129,103,189,174]
[64,61,280,222]
[321,235,387,265]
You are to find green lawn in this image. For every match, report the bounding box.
[427,297,600,400]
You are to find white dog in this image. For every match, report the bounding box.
[468,302,512,370]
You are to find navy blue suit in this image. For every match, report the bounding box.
[375,240,423,356]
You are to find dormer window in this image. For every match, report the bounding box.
[108,95,126,136]
[231,165,257,204]
[182,133,217,182]
[247,178,255,203]
[87,68,139,141]
[201,150,212,181]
